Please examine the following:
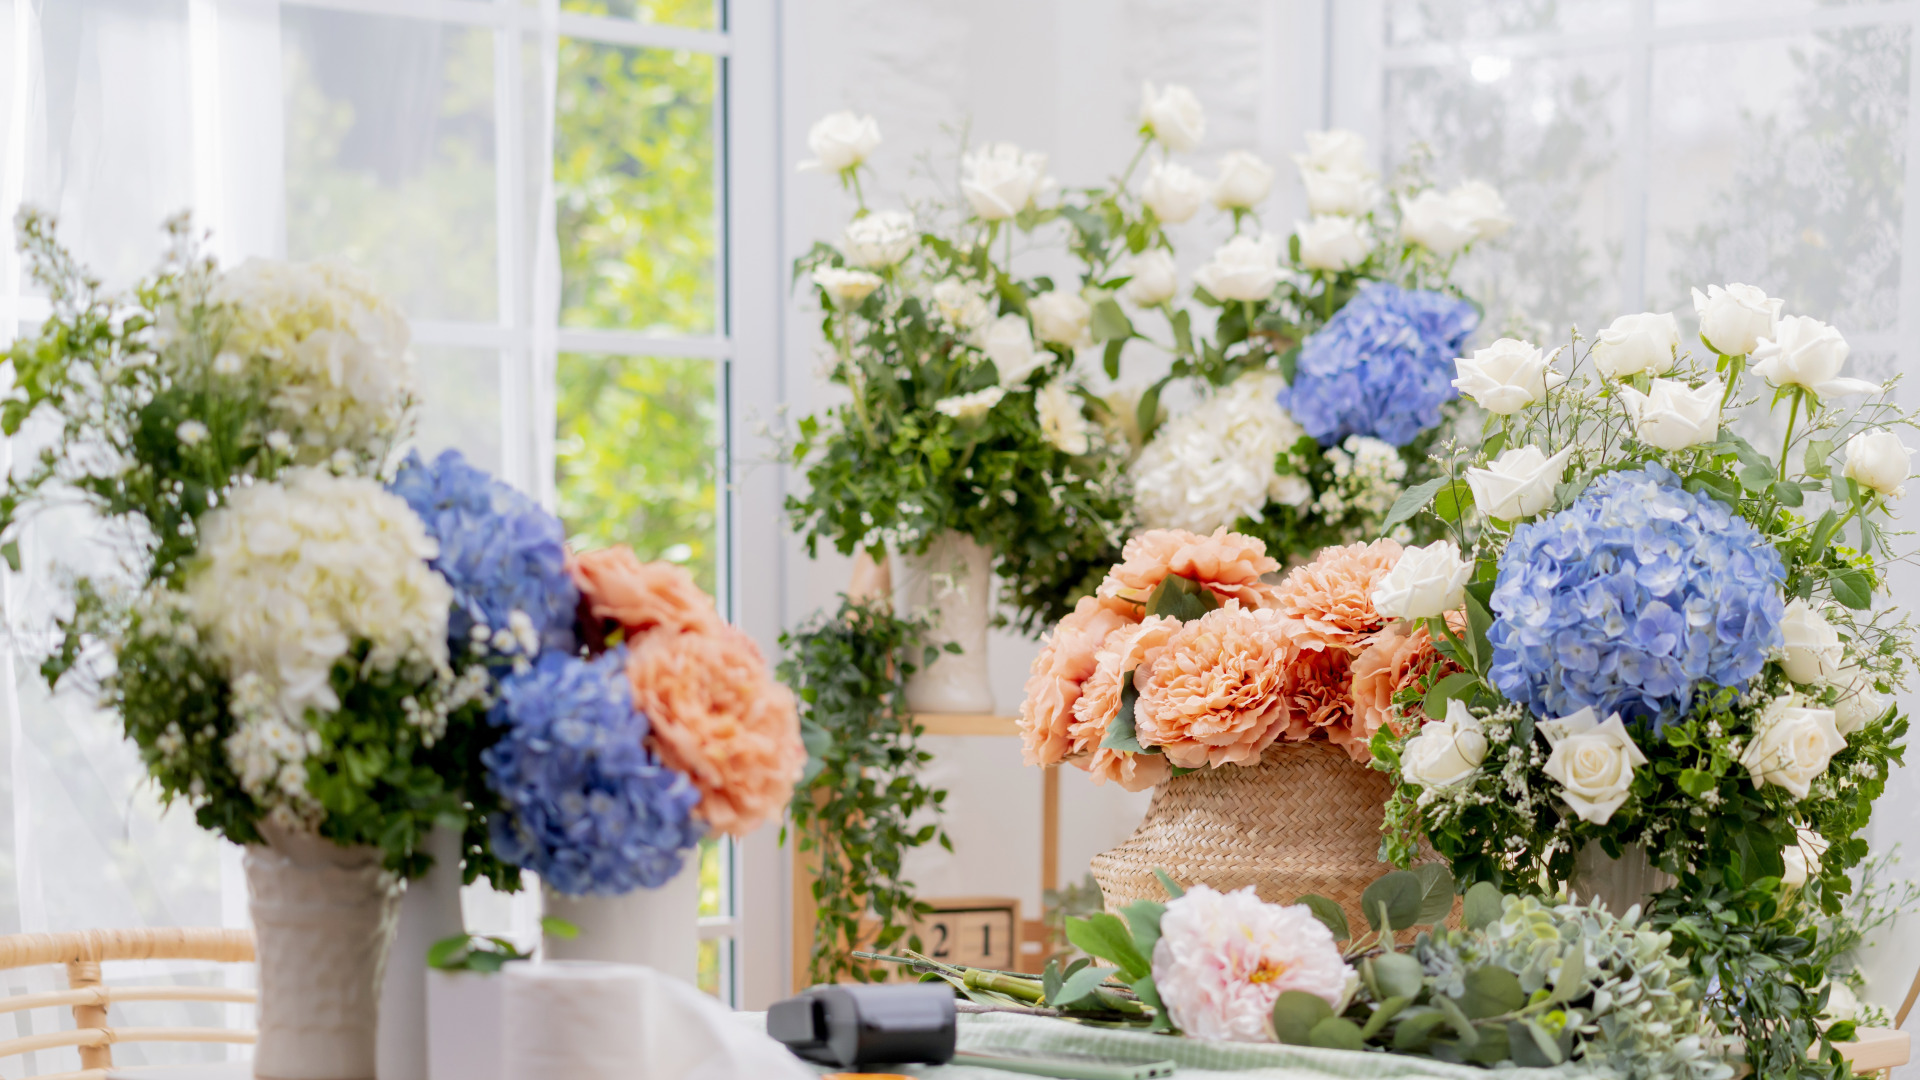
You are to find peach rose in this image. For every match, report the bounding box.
[1268,539,1403,653]
[571,547,721,647]
[1348,618,1463,760]
[1134,605,1291,769]
[1098,528,1281,612]
[1019,596,1139,767]
[1274,640,1356,752]
[1069,616,1183,755]
[627,625,804,836]
[1073,745,1173,792]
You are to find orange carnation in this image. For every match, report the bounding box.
[1019,596,1139,767]
[1098,528,1281,612]
[627,625,804,836]
[570,547,720,646]
[1072,744,1172,792]
[1275,640,1358,754]
[1133,605,1291,769]
[1069,616,1183,756]
[1348,618,1463,760]
[1267,539,1403,653]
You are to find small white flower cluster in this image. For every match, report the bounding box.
[1311,434,1406,523]
[467,609,543,672]
[224,671,325,831]
[1130,374,1305,534]
[208,257,414,466]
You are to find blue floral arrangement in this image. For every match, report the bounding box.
[482,648,703,895]
[1486,464,1786,729]
[390,449,579,661]
[1278,282,1479,447]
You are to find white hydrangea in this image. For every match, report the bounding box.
[210,257,414,465]
[1129,374,1305,533]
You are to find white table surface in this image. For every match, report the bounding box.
[105,1065,251,1079]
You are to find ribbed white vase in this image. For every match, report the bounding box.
[378,826,466,1080]
[245,827,398,1080]
[540,859,700,984]
[889,530,994,714]
[1571,842,1676,916]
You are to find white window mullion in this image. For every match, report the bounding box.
[1619,0,1653,314]
[494,1,532,495]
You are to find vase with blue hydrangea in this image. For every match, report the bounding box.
[1371,289,1913,1076]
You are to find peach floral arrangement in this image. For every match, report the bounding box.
[1018,527,1460,790]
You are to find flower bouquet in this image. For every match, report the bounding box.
[1369,286,1911,1075]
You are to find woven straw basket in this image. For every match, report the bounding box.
[1090,740,1428,930]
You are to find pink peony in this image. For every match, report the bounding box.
[627,625,805,836]
[1348,618,1462,761]
[1151,884,1351,1042]
[1019,596,1139,767]
[1133,605,1291,769]
[1267,539,1403,653]
[1098,528,1281,612]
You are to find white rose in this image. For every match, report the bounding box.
[1139,81,1205,152]
[1192,233,1283,302]
[1140,161,1208,224]
[1028,290,1093,350]
[1119,250,1179,307]
[1300,169,1380,217]
[1036,378,1092,456]
[1466,444,1573,521]
[1402,700,1490,789]
[1295,216,1370,272]
[933,385,1006,421]
[1825,981,1860,1026]
[1399,189,1477,257]
[1752,315,1879,398]
[1293,129,1371,175]
[1448,180,1512,242]
[1779,599,1844,685]
[812,267,882,308]
[1690,283,1782,357]
[799,111,881,173]
[962,143,1051,221]
[1617,377,1723,451]
[931,277,992,331]
[1592,312,1680,378]
[1739,698,1846,800]
[1843,429,1912,498]
[1372,540,1472,621]
[842,210,915,269]
[1539,707,1647,826]
[1781,827,1831,889]
[1831,666,1888,736]
[1452,338,1566,415]
[1211,151,1274,210]
[979,314,1050,388]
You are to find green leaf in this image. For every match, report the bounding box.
[1271,989,1334,1045]
[1130,975,1171,1033]
[1091,299,1134,343]
[1153,869,1185,900]
[1413,863,1456,925]
[1807,508,1841,565]
[1829,567,1872,610]
[1042,957,1063,1004]
[1121,899,1166,958]
[1307,1017,1366,1051]
[1137,375,1171,444]
[466,951,505,974]
[1099,682,1145,754]
[426,936,470,970]
[1366,952,1427,1001]
[1433,994,1478,1044]
[1738,462,1775,494]
[1144,572,1219,621]
[1361,871,1423,934]
[1771,480,1805,507]
[1382,477,1447,534]
[1064,912,1150,980]
[1463,588,1495,676]
[1359,996,1410,1040]
[1804,437,1835,478]
[1393,1008,1448,1051]
[1102,338,1125,381]
[1677,768,1715,798]
[1457,966,1527,1019]
[541,916,579,941]
[1431,479,1473,523]
[0,541,17,573]
[1463,882,1504,932]
[1548,946,1586,1005]
[1296,894,1351,941]
[1170,309,1193,357]
[1421,672,1478,726]
[1511,1019,1565,1066]
[1685,471,1740,507]
[1276,345,1300,385]
[1051,965,1117,1009]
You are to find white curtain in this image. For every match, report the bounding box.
[0,0,559,1070]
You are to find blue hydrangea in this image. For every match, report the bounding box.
[1488,464,1785,729]
[1278,283,1480,447]
[482,649,703,895]
[390,449,578,660]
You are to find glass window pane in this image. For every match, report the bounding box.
[1385,0,1629,46]
[697,837,724,918]
[411,346,503,473]
[281,10,498,322]
[561,0,720,32]
[697,938,725,998]
[556,43,717,333]
[554,354,719,592]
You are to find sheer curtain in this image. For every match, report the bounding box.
[0,0,559,1070]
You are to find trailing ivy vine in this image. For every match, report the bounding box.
[780,596,951,984]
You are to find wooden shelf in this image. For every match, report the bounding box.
[914,712,1020,736]
[1841,1027,1910,1075]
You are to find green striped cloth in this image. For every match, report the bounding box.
[779,1011,1597,1079]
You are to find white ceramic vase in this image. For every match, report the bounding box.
[377,826,466,1080]
[1571,842,1676,916]
[889,530,994,714]
[540,859,700,984]
[426,967,507,1080]
[245,827,398,1080]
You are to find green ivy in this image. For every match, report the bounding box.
[779,597,951,985]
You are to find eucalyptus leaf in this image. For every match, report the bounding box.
[1413,863,1457,924]
[1393,1008,1448,1051]
[1458,966,1527,1019]
[1464,881,1504,931]
[1382,477,1448,534]
[1051,965,1117,1009]
[1433,994,1478,1044]
[1308,1017,1366,1051]
[1359,996,1410,1040]
[1367,952,1427,1000]
[1271,990,1334,1045]
[1361,871,1424,934]
[1042,958,1063,1004]
[1297,893,1350,941]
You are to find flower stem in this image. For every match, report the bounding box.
[1117,136,1151,192]
[1779,389,1801,481]
[848,167,868,213]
